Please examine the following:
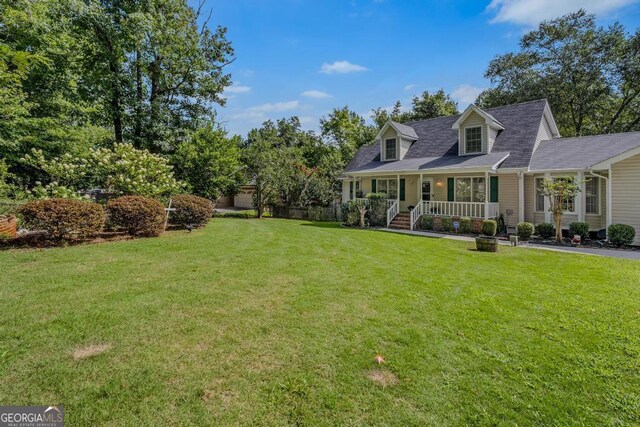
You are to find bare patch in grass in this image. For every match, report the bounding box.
[72,344,111,361]
[367,369,398,387]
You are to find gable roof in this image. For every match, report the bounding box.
[530,131,640,171]
[376,120,419,140]
[451,104,505,130]
[344,99,549,174]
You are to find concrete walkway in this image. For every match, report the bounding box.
[382,228,640,260]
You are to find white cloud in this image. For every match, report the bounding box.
[301,90,332,99]
[247,100,300,113]
[451,84,485,107]
[224,84,251,93]
[487,0,638,26]
[320,60,368,74]
[404,84,417,91]
[229,101,301,121]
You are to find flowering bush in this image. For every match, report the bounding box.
[106,196,165,237]
[18,198,105,241]
[169,194,213,228]
[23,143,184,199]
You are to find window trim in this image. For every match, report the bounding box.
[585,176,600,215]
[374,178,398,199]
[453,176,486,203]
[535,177,545,213]
[534,175,577,214]
[463,126,483,155]
[384,138,397,161]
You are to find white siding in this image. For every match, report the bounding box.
[533,114,555,153]
[458,111,488,155]
[612,154,640,245]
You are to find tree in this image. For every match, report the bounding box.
[372,90,458,127]
[320,107,376,164]
[538,177,582,242]
[173,124,243,200]
[23,143,184,199]
[242,137,279,219]
[477,10,640,137]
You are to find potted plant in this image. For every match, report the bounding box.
[0,214,17,239]
[476,219,498,252]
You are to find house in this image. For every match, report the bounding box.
[341,99,640,245]
[215,184,256,209]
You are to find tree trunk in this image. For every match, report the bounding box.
[134,47,143,145]
[554,213,563,242]
[109,57,123,144]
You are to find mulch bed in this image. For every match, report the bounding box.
[524,238,639,252]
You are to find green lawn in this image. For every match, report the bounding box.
[1,219,639,425]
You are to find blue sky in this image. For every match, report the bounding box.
[204,0,640,137]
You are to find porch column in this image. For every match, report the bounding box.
[518,172,525,223]
[396,174,400,208]
[352,176,356,200]
[576,171,585,222]
[544,172,551,223]
[607,167,612,229]
[484,171,489,219]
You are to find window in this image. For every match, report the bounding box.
[535,178,545,212]
[349,180,361,199]
[455,177,485,202]
[465,127,482,154]
[376,178,397,199]
[586,177,600,214]
[385,138,397,160]
[555,177,575,213]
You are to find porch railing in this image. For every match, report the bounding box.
[410,202,423,230]
[386,200,399,227]
[421,201,499,219]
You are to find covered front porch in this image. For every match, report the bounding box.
[345,172,500,229]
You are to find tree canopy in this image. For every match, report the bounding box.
[371,90,459,127]
[477,9,640,137]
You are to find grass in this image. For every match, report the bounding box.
[213,209,270,218]
[1,218,639,425]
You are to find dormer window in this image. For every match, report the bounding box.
[385,138,397,160]
[465,127,482,154]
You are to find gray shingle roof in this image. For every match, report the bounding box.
[344,99,548,174]
[390,121,419,139]
[347,152,510,173]
[530,131,640,171]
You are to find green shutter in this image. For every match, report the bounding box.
[490,176,499,203]
[400,179,405,201]
[447,177,455,201]
[371,179,376,193]
[349,181,353,199]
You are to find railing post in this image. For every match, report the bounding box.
[484,172,489,219]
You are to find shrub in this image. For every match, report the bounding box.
[343,200,364,226]
[340,203,350,223]
[106,196,165,237]
[441,217,453,232]
[459,217,472,234]
[481,220,497,236]
[536,223,555,239]
[169,194,213,228]
[569,222,590,241]
[432,217,443,231]
[18,198,105,241]
[517,222,535,241]
[608,224,636,247]
[366,193,387,227]
[421,215,434,230]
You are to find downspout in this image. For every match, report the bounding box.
[589,169,610,238]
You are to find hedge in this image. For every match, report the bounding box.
[608,224,635,247]
[169,194,213,228]
[18,198,105,241]
[517,222,534,241]
[106,196,165,237]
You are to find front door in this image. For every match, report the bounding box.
[422,178,433,201]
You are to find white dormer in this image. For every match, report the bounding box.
[452,104,505,156]
[375,120,418,161]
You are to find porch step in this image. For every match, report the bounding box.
[389,213,412,230]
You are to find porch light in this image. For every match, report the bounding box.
[436,179,444,187]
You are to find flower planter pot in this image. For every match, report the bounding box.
[0,215,17,239]
[476,236,498,252]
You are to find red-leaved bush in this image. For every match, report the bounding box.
[169,194,213,228]
[106,196,165,237]
[19,198,105,241]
